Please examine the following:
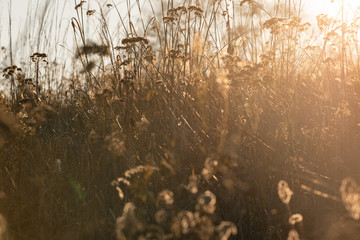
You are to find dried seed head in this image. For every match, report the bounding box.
[86,9,95,16]
[289,213,303,225]
[278,180,293,204]
[75,1,86,10]
[202,157,218,181]
[155,209,168,224]
[157,189,174,206]
[340,177,360,220]
[177,211,196,234]
[163,16,176,24]
[215,221,237,240]
[116,202,143,239]
[287,229,300,240]
[187,175,198,194]
[196,191,216,214]
[124,165,158,178]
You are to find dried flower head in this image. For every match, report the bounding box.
[188,6,203,17]
[75,1,86,10]
[163,16,176,24]
[111,177,131,200]
[340,177,360,220]
[2,65,21,79]
[115,186,124,199]
[155,209,169,224]
[177,211,196,234]
[202,157,218,181]
[288,213,303,225]
[30,52,47,63]
[187,174,198,194]
[196,191,216,214]
[86,9,95,15]
[157,189,174,206]
[287,229,300,240]
[124,165,158,178]
[116,202,143,239]
[278,180,293,204]
[215,221,237,240]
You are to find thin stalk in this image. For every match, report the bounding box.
[8,0,14,103]
[341,0,345,97]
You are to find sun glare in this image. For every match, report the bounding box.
[306,0,360,20]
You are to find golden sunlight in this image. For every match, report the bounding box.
[305,0,360,19]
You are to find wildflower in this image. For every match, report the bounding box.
[163,16,176,24]
[340,177,360,220]
[30,52,47,62]
[288,213,303,225]
[111,177,131,200]
[116,202,143,239]
[188,6,203,16]
[194,213,214,238]
[215,221,237,240]
[116,177,131,186]
[155,209,169,224]
[124,165,158,178]
[196,191,216,214]
[115,186,124,199]
[86,9,95,16]
[278,180,293,204]
[202,157,218,181]
[177,211,196,234]
[187,174,198,194]
[75,1,86,10]
[157,189,174,206]
[287,229,300,240]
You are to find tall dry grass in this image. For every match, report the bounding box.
[1,0,360,239]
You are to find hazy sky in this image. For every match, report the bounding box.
[1,0,357,41]
[1,0,359,44]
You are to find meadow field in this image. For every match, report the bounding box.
[1,0,360,239]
